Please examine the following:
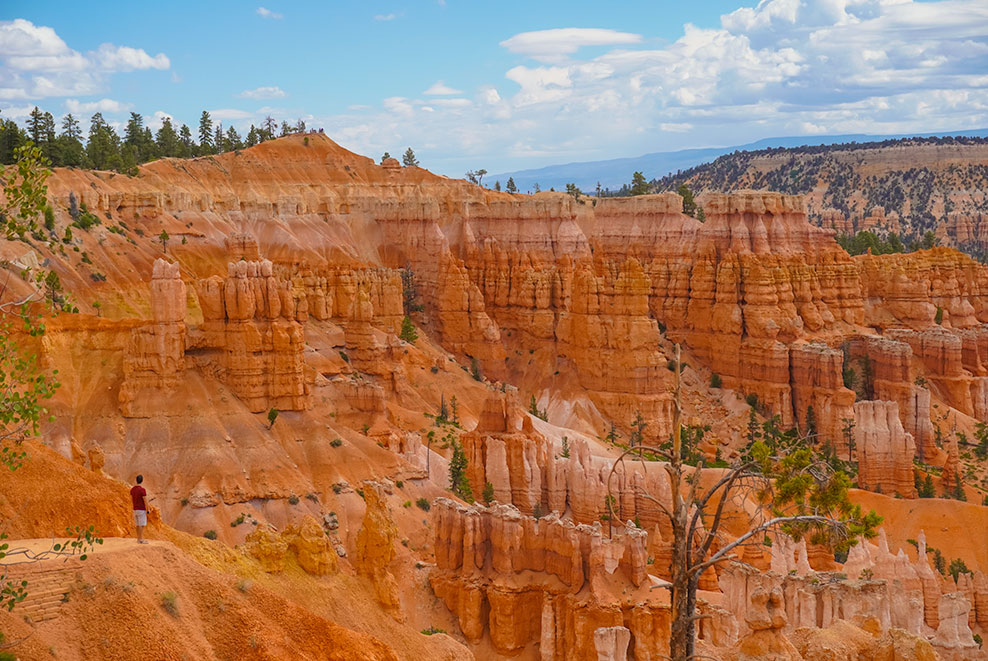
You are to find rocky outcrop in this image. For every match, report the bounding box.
[854,401,917,497]
[284,515,338,576]
[119,259,187,416]
[932,593,980,661]
[790,343,855,447]
[724,586,802,661]
[848,335,936,462]
[354,481,403,621]
[429,497,699,660]
[193,258,310,412]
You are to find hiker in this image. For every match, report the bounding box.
[131,475,151,544]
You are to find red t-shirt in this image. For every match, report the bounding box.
[130,485,147,511]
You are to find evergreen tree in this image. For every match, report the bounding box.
[245,125,259,147]
[155,117,180,157]
[86,113,122,171]
[27,106,44,144]
[261,116,277,140]
[280,120,291,137]
[630,171,649,196]
[399,315,418,343]
[225,125,243,151]
[506,177,517,193]
[449,441,473,502]
[124,112,147,160]
[198,111,214,154]
[178,124,194,157]
[494,181,501,191]
[402,147,419,167]
[381,152,391,163]
[294,118,306,133]
[61,113,81,140]
[214,123,224,153]
[677,183,698,217]
[0,112,26,164]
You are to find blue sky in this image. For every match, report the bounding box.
[2,0,987,176]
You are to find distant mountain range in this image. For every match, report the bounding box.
[488,129,988,193]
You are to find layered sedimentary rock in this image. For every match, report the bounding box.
[119,259,187,416]
[193,258,310,412]
[790,343,856,446]
[854,401,917,497]
[723,586,801,661]
[430,498,694,660]
[354,481,403,621]
[932,593,980,661]
[243,516,338,576]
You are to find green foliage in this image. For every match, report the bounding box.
[660,422,710,466]
[745,393,759,408]
[470,357,482,382]
[160,591,179,616]
[629,410,647,447]
[677,184,699,218]
[402,148,419,167]
[288,494,299,505]
[917,473,935,498]
[560,436,570,458]
[158,229,169,253]
[399,315,418,343]
[330,438,343,448]
[842,362,857,390]
[836,230,908,256]
[421,626,446,635]
[449,442,473,502]
[203,530,217,540]
[43,205,55,231]
[482,481,495,505]
[266,407,278,429]
[528,394,547,421]
[400,266,423,314]
[974,633,983,648]
[975,422,988,460]
[506,177,517,193]
[935,305,944,325]
[710,373,722,389]
[948,557,971,582]
[604,422,620,445]
[1,142,51,239]
[630,171,649,196]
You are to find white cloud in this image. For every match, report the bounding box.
[65,98,131,114]
[238,86,287,99]
[0,19,169,102]
[500,28,642,63]
[209,108,253,120]
[256,7,282,19]
[374,13,397,21]
[92,44,169,71]
[423,80,463,95]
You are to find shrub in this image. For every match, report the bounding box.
[161,592,179,616]
[416,497,431,511]
[230,513,246,527]
[403,500,411,508]
[421,626,446,636]
[710,373,722,389]
[482,481,495,505]
[306,492,319,503]
[399,315,418,343]
[43,205,55,231]
[395,480,404,488]
[203,530,217,540]
[236,579,252,593]
[330,438,343,448]
[288,494,299,505]
[745,393,759,408]
[338,351,349,363]
[332,483,344,494]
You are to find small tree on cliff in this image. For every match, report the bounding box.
[630,171,649,196]
[399,315,418,343]
[606,344,881,660]
[266,407,279,429]
[402,147,419,167]
[158,229,169,254]
[448,441,473,502]
[506,177,517,193]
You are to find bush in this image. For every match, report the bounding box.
[44,205,55,231]
[203,530,217,540]
[421,626,446,635]
[288,494,299,505]
[330,438,343,448]
[161,592,179,616]
[395,480,404,488]
[416,497,431,511]
[332,483,344,494]
[710,373,722,388]
[236,579,252,593]
[745,393,759,408]
[399,315,418,343]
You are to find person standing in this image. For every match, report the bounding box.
[131,475,150,544]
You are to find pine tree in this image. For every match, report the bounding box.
[280,121,291,137]
[449,441,473,502]
[402,147,419,167]
[246,125,259,147]
[295,118,306,133]
[198,111,214,154]
[226,126,243,151]
[214,123,224,153]
[399,315,418,343]
[506,177,517,193]
[381,152,391,163]
[261,116,277,140]
[61,114,81,140]
[494,181,501,191]
[86,113,122,171]
[178,124,194,157]
[630,171,649,196]
[27,106,44,144]
[155,117,179,158]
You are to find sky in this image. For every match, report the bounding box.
[2,0,988,177]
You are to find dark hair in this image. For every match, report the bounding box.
[136,474,143,484]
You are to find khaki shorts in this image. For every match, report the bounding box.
[134,510,147,526]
